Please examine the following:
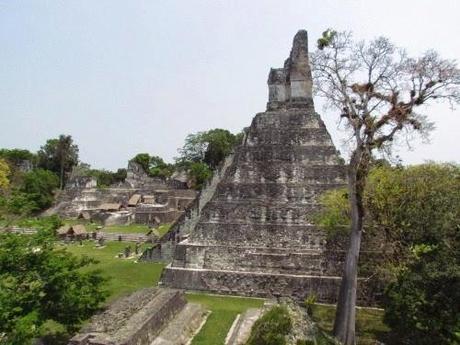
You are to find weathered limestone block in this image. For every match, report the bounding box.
[68,288,186,345]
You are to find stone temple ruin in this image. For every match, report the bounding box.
[161,30,375,304]
[47,160,197,227]
[67,30,382,345]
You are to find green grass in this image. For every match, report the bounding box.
[156,223,172,237]
[312,304,389,344]
[63,241,165,302]
[186,293,265,345]
[102,224,150,234]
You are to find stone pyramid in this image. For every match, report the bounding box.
[161,30,349,302]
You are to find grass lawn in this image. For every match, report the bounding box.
[312,304,389,344]
[102,224,150,234]
[156,223,172,237]
[63,241,165,302]
[186,293,265,345]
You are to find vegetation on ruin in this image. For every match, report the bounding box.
[312,30,460,344]
[175,128,243,189]
[246,305,292,345]
[317,163,460,344]
[178,128,243,169]
[132,153,175,179]
[185,293,265,345]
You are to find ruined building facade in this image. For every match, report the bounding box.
[160,31,378,303]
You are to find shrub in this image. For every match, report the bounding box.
[246,305,292,345]
[384,243,460,345]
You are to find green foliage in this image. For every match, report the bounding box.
[132,153,151,172]
[37,135,79,189]
[317,29,337,50]
[20,169,59,210]
[148,155,174,179]
[89,168,127,187]
[0,149,35,166]
[315,188,350,238]
[384,243,460,345]
[16,215,63,235]
[131,154,173,179]
[0,231,107,344]
[304,294,317,317]
[316,163,460,246]
[178,128,241,169]
[189,162,212,190]
[246,306,292,345]
[0,191,38,216]
[315,163,460,342]
[365,163,460,248]
[0,158,10,190]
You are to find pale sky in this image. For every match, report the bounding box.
[1,0,459,170]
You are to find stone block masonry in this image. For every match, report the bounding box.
[159,30,385,304]
[68,288,191,345]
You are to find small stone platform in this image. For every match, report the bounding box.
[68,288,207,345]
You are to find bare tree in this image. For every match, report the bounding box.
[311,30,460,345]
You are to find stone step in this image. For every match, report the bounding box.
[191,222,326,248]
[223,163,346,185]
[236,146,340,164]
[151,303,209,345]
[249,109,320,128]
[197,202,322,225]
[225,308,262,345]
[215,183,345,203]
[160,266,349,304]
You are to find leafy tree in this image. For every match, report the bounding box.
[316,163,460,343]
[0,229,107,344]
[113,168,127,182]
[132,153,151,173]
[0,149,35,167]
[0,192,38,217]
[89,168,127,187]
[37,135,79,189]
[20,169,59,210]
[384,243,460,345]
[188,162,212,190]
[131,154,173,179]
[178,128,241,169]
[311,31,460,344]
[0,159,10,190]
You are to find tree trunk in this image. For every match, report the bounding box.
[60,159,64,190]
[333,152,366,345]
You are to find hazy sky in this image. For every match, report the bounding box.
[1,0,459,170]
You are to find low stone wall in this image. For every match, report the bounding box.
[69,288,186,345]
[160,267,378,306]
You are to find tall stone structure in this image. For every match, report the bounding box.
[161,30,353,303]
